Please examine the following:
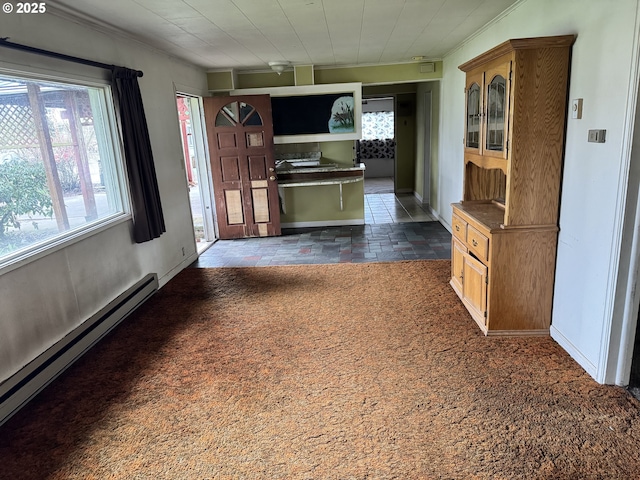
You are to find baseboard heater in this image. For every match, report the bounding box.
[0,273,158,427]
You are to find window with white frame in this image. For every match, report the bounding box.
[0,73,128,268]
[361,111,394,140]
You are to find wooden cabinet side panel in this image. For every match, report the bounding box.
[505,47,571,226]
[487,230,558,331]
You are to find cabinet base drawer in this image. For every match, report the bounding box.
[452,214,467,241]
[467,224,489,262]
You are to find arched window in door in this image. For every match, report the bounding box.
[215,101,263,127]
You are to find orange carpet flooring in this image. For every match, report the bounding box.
[1,260,640,479]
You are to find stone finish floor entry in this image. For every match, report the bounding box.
[191,193,451,268]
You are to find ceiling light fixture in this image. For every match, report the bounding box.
[268,61,290,75]
[411,55,427,61]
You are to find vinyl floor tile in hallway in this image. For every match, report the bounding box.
[365,193,438,224]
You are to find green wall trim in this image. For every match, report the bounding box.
[209,62,443,91]
[207,71,236,91]
[294,65,314,86]
[235,70,296,89]
[314,62,442,85]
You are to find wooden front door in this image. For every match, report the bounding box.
[203,95,280,239]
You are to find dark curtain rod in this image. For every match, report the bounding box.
[0,37,143,77]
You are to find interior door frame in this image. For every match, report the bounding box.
[174,91,218,246]
[423,90,432,206]
[174,85,218,247]
[186,95,218,242]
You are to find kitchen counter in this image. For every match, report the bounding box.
[277,163,365,184]
[275,163,365,227]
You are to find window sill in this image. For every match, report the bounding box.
[0,214,133,277]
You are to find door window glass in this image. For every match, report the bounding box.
[240,102,262,126]
[215,101,262,127]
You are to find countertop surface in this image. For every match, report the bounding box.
[276,162,365,174]
[276,163,365,187]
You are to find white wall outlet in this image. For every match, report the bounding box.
[571,98,583,119]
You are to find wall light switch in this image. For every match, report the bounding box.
[588,129,606,143]
[571,98,583,119]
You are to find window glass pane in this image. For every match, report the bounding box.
[466,83,481,148]
[215,111,235,127]
[0,74,126,265]
[239,102,262,126]
[218,102,238,125]
[485,75,506,151]
[361,111,394,140]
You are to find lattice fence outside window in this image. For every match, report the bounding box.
[0,75,126,266]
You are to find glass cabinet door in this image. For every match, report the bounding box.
[485,74,506,151]
[464,70,484,153]
[466,82,481,149]
[482,61,510,158]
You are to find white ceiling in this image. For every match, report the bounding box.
[50,0,518,72]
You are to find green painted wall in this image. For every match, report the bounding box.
[207,71,235,91]
[395,93,416,193]
[280,181,364,225]
[207,62,443,91]
[363,84,417,96]
[236,71,295,89]
[294,65,314,86]
[321,140,355,166]
[274,140,359,224]
[299,62,441,86]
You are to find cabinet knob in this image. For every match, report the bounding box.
[455,225,460,231]
[269,167,275,172]
[472,239,478,247]
[269,175,276,181]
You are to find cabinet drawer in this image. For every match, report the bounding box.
[467,225,489,262]
[452,214,467,241]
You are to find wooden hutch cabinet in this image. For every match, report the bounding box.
[450,35,575,335]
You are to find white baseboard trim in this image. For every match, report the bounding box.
[281,219,365,229]
[550,325,599,380]
[159,251,199,288]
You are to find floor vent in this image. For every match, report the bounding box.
[0,273,158,427]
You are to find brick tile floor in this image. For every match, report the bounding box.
[191,221,451,268]
[191,193,451,268]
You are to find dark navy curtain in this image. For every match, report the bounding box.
[111,67,165,243]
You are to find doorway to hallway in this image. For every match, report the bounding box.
[360,97,396,193]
